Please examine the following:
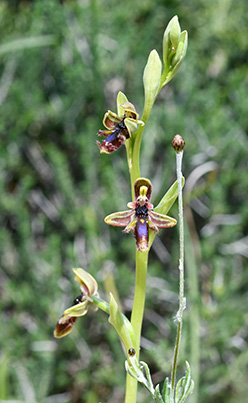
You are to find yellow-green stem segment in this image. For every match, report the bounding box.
[125,250,148,403]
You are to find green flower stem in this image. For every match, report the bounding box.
[125,249,149,403]
[125,373,138,403]
[90,295,110,314]
[124,95,157,401]
[128,108,153,200]
[170,150,184,401]
[131,250,149,356]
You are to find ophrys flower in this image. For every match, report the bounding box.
[104,178,177,252]
[97,93,144,154]
[54,268,99,338]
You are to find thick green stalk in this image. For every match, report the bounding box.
[170,150,184,401]
[131,250,149,356]
[125,250,149,403]
[124,97,151,402]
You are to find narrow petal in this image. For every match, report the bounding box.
[147,218,158,233]
[103,110,121,129]
[119,102,139,120]
[73,268,98,296]
[54,315,78,338]
[149,211,177,228]
[127,202,136,209]
[97,129,113,138]
[124,117,138,137]
[123,217,138,233]
[134,217,149,252]
[105,210,134,227]
[64,300,89,317]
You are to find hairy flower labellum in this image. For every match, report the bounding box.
[104,178,177,252]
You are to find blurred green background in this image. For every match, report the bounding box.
[0,0,247,402]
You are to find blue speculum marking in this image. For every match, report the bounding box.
[135,204,148,217]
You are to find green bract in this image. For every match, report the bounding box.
[108,293,136,353]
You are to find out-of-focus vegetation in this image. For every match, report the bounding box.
[0,0,247,402]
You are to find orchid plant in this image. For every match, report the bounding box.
[54,16,194,403]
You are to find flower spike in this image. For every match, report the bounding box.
[104,178,177,252]
[54,268,99,338]
[97,92,144,154]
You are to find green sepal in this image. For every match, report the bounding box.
[64,302,89,317]
[117,91,128,116]
[175,361,194,403]
[108,293,136,352]
[143,49,162,121]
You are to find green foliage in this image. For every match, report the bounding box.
[0,0,247,402]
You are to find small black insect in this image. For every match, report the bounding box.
[73,295,84,305]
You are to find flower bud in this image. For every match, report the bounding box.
[161,16,188,87]
[163,15,181,63]
[143,49,162,118]
[171,134,185,153]
[171,30,188,70]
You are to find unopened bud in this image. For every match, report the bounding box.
[171,134,185,152]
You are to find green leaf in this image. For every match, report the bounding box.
[154,177,185,215]
[148,178,184,249]
[140,361,155,394]
[162,377,171,402]
[125,357,154,395]
[154,384,164,403]
[175,361,194,403]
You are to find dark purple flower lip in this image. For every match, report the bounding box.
[97,120,129,154]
